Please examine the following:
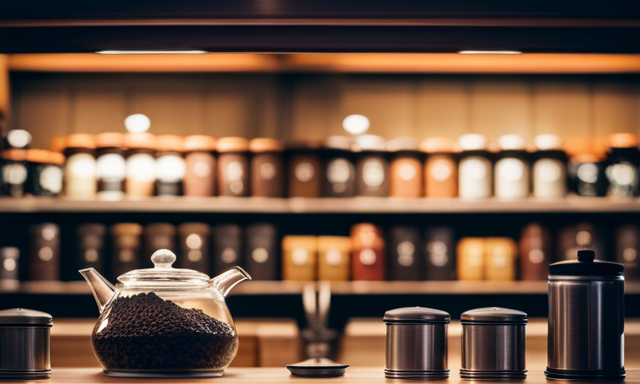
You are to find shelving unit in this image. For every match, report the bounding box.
[1,196,639,214]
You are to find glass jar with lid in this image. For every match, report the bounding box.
[183,135,216,197]
[606,133,640,198]
[532,134,567,199]
[249,138,285,198]
[124,133,156,198]
[155,135,185,196]
[217,137,250,197]
[458,134,492,199]
[421,137,458,198]
[387,137,422,198]
[64,134,97,199]
[322,136,356,198]
[355,134,389,197]
[494,134,529,200]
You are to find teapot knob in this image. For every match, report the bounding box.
[151,249,176,268]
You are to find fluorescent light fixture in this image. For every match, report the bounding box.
[96,50,207,55]
[458,50,522,55]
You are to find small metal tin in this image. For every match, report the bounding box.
[384,306,450,379]
[0,308,52,380]
[460,307,527,380]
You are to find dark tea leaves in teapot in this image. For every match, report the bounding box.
[92,292,237,371]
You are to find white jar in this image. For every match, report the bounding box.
[458,134,492,199]
[532,134,567,199]
[494,134,529,200]
[64,134,97,199]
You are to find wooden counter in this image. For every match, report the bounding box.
[4,367,639,384]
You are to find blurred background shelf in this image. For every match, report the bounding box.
[1,196,639,214]
[8,280,640,296]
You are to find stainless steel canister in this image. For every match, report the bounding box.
[460,307,527,380]
[0,308,52,379]
[546,249,625,380]
[384,306,450,379]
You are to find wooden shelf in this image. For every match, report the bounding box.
[1,196,639,214]
[8,53,640,74]
[7,280,640,296]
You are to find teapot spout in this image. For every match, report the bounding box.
[211,267,252,298]
[79,268,116,313]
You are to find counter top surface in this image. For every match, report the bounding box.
[6,367,639,384]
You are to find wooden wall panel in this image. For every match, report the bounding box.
[533,79,591,155]
[289,76,339,141]
[414,78,469,140]
[592,80,638,155]
[72,88,127,133]
[8,73,640,155]
[338,77,414,138]
[469,77,533,141]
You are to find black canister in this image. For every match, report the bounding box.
[424,227,456,280]
[460,307,527,380]
[355,135,389,197]
[0,247,19,290]
[245,223,278,280]
[615,225,640,280]
[388,226,422,281]
[606,133,639,198]
[546,249,625,380]
[322,136,356,198]
[177,223,210,274]
[568,154,608,197]
[384,307,450,379]
[77,223,107,273]
[1,149,29,197]
[0,308,52,380]
[212,224,243,274]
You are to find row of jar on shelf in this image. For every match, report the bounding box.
[1,219,638,289]
[1,131,639,199]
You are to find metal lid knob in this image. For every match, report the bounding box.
[577,249,595,263]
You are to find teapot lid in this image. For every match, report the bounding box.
[549,249,623,277]
[118,249,210,287]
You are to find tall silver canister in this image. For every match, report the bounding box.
[546,249,625,380]
[0,308,52,379]
[384,307,450,379]
[460,307,527,380]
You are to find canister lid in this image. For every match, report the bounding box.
[325,136,355,151]
[570,153,603,164]
[177,222,211,235]
[420,137,457,154]
[155,135,183,152]
[249,138,284,153]
[217,137,249,153]
[534,134,563,151]
[26,149,50,164]
[0,308,52,326]
[383,307,450,323]
[497,134,527,151]
[66,133,96,149]
[386,137,419,152]
[124,132,156,150]
[460,307,527,324]
[354,134,386,152]
[96,132,125,149]
[549,249,624,277]
[144,222,177,236]
[458,134,488,151]
[609,133,639,148]
[286,140,324,151]
[48,152,65,165]
[1,149,27,161]
[183,135,216,152]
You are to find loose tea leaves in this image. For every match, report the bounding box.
[92,292,237,371]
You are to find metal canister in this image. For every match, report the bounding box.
[460,307,527,380]
[384,307,450,379]
[0,308,52,379]
[546,249,625,380]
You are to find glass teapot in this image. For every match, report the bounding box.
[79,249,251,378]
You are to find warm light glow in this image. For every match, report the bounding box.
[96,50,208,55]
[343,114,370,135]
[458,50,522,55]
[124,114,151,133]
